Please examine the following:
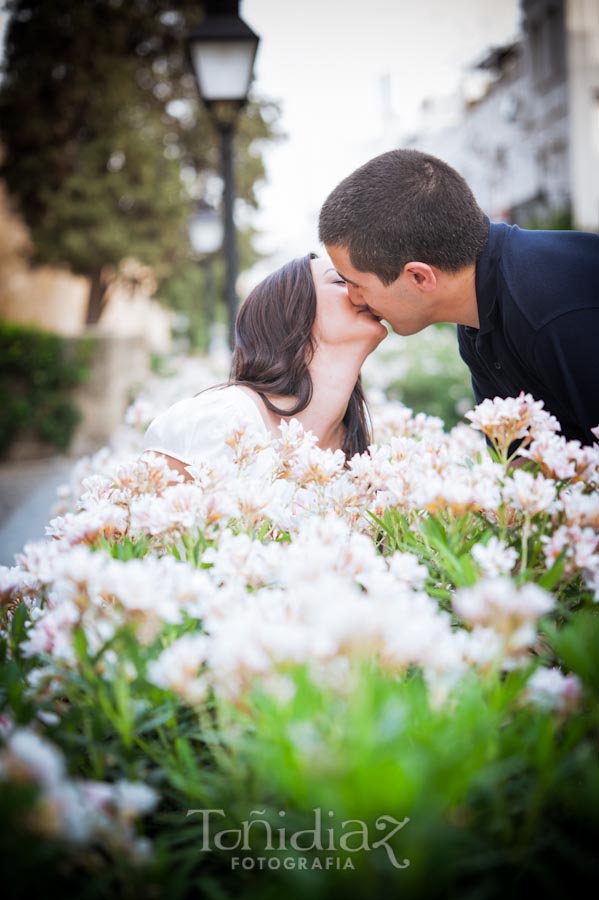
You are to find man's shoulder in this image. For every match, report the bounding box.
[496,224,599,329]
[502,222,599,254]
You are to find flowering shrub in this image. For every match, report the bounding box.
[1,353,598,898]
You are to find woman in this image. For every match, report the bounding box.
[141,253,387,479]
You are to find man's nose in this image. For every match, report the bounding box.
[347,284,361,306]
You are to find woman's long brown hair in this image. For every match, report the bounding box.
[229,253,372,458]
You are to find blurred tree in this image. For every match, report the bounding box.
[0,0,282,325]
[159,218,262,351]
[523,208,574,231]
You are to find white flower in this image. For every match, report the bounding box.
[560,483,599,528]
[290,445,346,487]
[465,392,559,451]
[524,667,582,713]
[502,469,558,516]
[519,432,592,481]
[46,503,129,545]
[458,625,505,667]
[453,578,554,629]
[227,477,292,532]
[222,416,275,473]
[1,729,65,788]
[542,524,599,589]
[21,599,80,663]
[452,578,554,665]
[113,780,158,819]
[472,537,518,578]
[203,530,281,590]
[387,551,428,590]
[147,634,210,706]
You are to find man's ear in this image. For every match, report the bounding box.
[402,262,437,292]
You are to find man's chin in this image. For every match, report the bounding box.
[388,322,426,337]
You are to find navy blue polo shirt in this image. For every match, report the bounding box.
[457,221,599,445]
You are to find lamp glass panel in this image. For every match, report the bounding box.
[188,212,224,255]
[191,41,255,101]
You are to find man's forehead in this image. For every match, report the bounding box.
[325,246,362,282]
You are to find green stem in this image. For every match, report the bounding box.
[520,514,531,577]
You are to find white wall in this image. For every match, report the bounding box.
[566,0,599,230]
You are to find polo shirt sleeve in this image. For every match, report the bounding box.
[532,308,599,443]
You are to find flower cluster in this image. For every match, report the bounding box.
[1,355,597,862]
[0,726,157,858]
[465,391,560,457]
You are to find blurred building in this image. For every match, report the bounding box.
[402,0,599,231]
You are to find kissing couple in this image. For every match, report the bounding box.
[143,148,599,476]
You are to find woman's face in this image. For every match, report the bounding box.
[310,256,388,352]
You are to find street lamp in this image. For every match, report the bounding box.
[186,1,260,350]
[188,200,224,352]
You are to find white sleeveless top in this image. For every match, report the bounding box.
[141,385,268,465]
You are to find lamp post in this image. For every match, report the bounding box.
[186,1,260,350]
[188,200,224,352]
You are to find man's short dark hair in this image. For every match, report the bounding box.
[318,149,489,285]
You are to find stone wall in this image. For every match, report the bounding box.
[69,333,150,457]
[566,0,599,232]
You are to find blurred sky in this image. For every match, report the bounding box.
[242,0,521,282]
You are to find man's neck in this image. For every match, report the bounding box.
[434,263,479,329]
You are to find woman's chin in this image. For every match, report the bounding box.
[373,321,389,346]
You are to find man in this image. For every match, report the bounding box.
[318,149,599,445]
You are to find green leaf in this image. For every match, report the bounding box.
[544,608,599,694]
[538,551,567,591]
[10,603,28,648]
[137,706,178,736]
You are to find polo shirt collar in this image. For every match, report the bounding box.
[474,219,511,336]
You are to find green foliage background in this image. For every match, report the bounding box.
[0,321,94,455]
[365,325,474,429]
